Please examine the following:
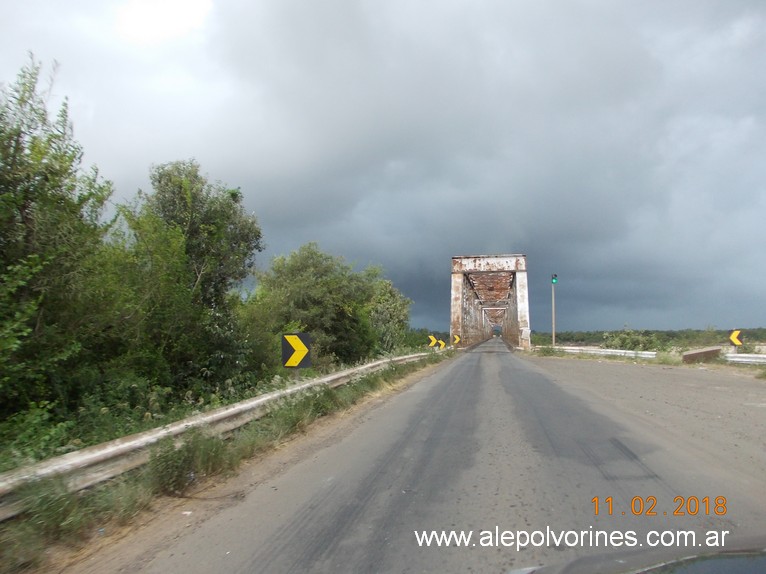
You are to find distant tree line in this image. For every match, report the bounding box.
[0,59,416,468]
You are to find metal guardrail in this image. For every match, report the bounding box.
[0,352,434,522]
[554,346,657,359]
[724,353,766,365]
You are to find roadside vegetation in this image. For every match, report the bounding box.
[0,354,447,573]
[532,328,765,377]
[0,57,429,473]
[532,327,765,352]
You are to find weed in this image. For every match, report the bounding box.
[308,386,343,417]
[656,352,682,366]
[148,439,195,496]
[536,346,562,357]
[333,384,359,409]
[87,476,154,525]
[147,431,230,496]
[16,478,88,541]
[0,522,46,573]
[226,422,273,462]
[738,341,757,354]
[0,473,159,574]
[268,398,311,438]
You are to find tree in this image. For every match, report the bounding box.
[144,160,264,308]
[367,276,412,353]
[249,243,410,365]
[0,57,111,416]
[68,208,205,388]
[139,160,265,387]
[258,243,376,363]
[0,57,110,268]
[1,60,269,460]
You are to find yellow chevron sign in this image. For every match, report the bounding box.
[729,330,743,346]
[428,335,446,349]
[282,333,311,367]
[453,334,461,345]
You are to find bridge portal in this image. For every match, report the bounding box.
[450,254,531,349]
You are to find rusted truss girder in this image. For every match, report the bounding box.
[450,254,531,349]
[467,271,514,305]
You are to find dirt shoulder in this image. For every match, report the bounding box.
[523,355,766,487]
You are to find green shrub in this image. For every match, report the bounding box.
[738,341,757,354]
[602,328,667,351]
[536,346,561,356]
[0,402,75,470]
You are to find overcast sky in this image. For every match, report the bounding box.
[2,0,764,333]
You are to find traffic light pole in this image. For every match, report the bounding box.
[551,274,557,347]
[551,280,556,347]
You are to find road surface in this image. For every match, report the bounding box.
[66,339,766,573]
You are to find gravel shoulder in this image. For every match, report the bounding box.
[522,355,766,488]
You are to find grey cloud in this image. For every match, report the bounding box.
[2,0,764,332]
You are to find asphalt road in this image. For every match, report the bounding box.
[67,339,766,574]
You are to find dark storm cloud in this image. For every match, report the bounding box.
[2,0,764,331]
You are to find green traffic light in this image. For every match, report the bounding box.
[551,274,558,284]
